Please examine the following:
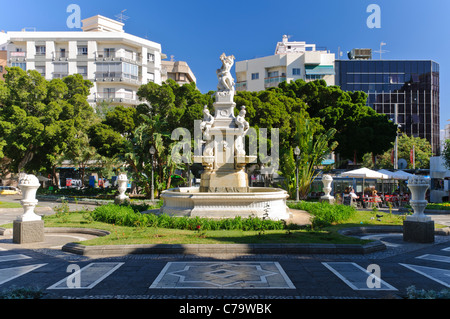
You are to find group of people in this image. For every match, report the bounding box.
[343,186,381,208]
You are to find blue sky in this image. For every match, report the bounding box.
[2,0,449,130]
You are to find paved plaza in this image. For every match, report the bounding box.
[0,195,449,309]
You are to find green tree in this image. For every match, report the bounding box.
[365,133,433,169]
[0,68,94,179]
[278,79,397,163]
[294,115,338,199]
[443,140,450,170]
[89,80,209,197]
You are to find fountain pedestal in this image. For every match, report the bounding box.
[403,176,434,243]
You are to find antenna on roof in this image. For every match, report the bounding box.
[115,9,129,23]
[374,41,388,60]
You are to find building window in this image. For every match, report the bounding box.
[77,66,87,76]
[147,53,155,62]
[11,62,26,71]
[267,71,279,78]
[122,62,139,80]
[53,63,68,78]
[96,62,121,78]
[104,48,115,58]
[251,73,259,80]
[292,68,301,76]
[35,46,46,55]
[77,46,88,55]
[103,88,115,99]
[306,74,324,81]
[147,72,155,83]
[0,66,3,73]
[35,66,45,76]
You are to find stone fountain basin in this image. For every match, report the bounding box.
[160,187,291,221]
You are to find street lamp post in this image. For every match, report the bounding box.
[294,146,300,201]
[149,145,156,202]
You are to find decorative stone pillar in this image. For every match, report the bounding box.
[403,176,434,243]
[13,174,45,244]
[319,175,335,204]
[114,173,130,204]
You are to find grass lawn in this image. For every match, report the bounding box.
[0,201,22,209]
[10,209,412,246]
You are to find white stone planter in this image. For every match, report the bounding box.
[115,173,130,203]
[320,175,334,200]
[406,176,430,222]
[17,174,41,222]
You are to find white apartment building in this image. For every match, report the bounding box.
[235,35,335,92]
[3,15,164,107]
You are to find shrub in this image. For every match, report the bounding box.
[90,204,285,231]
[288,201,355,228]
[406,286,450,299]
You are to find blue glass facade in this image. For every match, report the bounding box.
[336,60,440,155]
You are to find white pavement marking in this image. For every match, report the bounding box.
[416,254,450,264]
[442,247,450,252]
[0,264,47,286]
[400,263,450,288]
[47,262,124,290]
[150,261,295,289]
[322,262,397,291]
[0,254,31,263]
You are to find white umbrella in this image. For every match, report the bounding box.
[377,169,397,179]
[341,168,390,194]
[341,168,390,180]
[393,170,415,180]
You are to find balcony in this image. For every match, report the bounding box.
[95,92,138,105]
[95,51,142,65]
[264,76,286,88]
[52,73,69,79]
[52,51,69,61]
[8,51,26,62]
[94,72,142,85]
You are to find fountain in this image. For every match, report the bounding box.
[160,53,291,220]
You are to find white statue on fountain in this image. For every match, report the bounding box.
[216,53,235,94]
[235,106,249,156]
[200,105,215,158]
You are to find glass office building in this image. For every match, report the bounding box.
[336,60,440,155]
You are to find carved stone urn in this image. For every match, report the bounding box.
[319,174,335,204]
[403,175,434,243]
[13,174,45,244]
[17,174,41,222]
[406,176,430,222]
[115,173,130,204]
